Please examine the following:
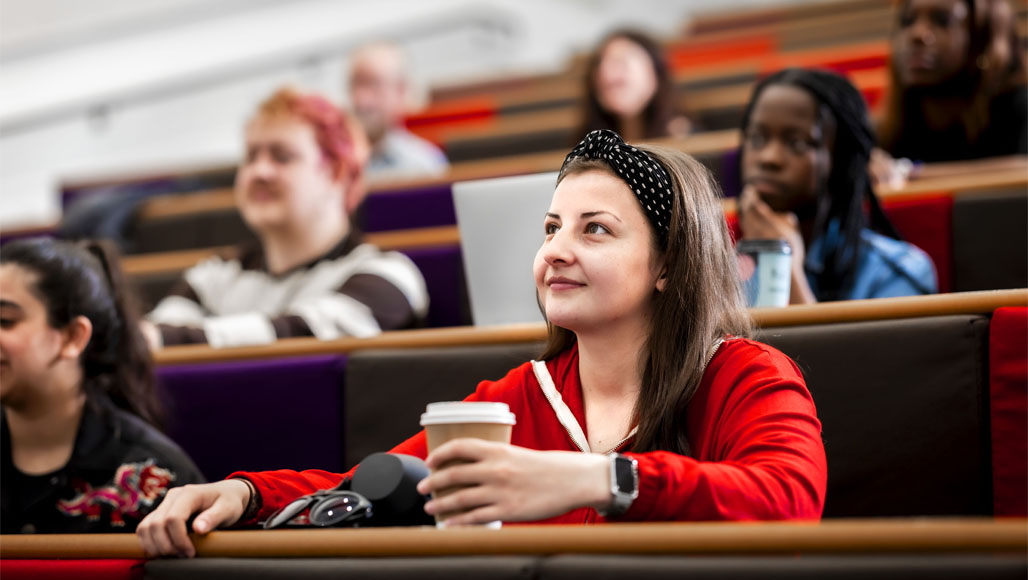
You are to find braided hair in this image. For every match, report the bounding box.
[740,68,901,300]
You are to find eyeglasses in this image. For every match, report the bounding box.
[743,129,824,156]
[262,483,373,529]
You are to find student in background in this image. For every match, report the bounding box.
[1,238,204,533]
[575,30,692,143]
[738,68,937,304]
[348,42,449,179]
[879,0,1027,163]
[138,130,826,558]
[145,87,428,348]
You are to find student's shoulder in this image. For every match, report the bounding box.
[109,408,205,484]
[860,230,935,282]
[714,337,802,379]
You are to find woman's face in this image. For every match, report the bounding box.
[741,84,828,214]
[893,0,971,87]
[0,264,66,406]
[533,169,665,334]
[595,37,659,119]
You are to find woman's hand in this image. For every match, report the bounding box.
[738,186,817,305]
[136,479,251,558]
[869,148,914,190]
[416,439,610,526]
[738,186,805,260]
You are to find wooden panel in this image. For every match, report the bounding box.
[120,225,461,276]
[149,290,1028,366]
[1,518,1024,559]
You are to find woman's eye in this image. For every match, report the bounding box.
[585,223,610,235]
[544,223,559,235]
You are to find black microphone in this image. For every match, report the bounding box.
[350,452,434,526]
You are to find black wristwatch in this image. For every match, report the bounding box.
[600,454,638,518]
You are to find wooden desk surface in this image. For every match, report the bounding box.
[152,289,1027,366]
[1,518,1024,559]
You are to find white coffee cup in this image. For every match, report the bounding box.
[420,402,516,528]
[737,239,792,307]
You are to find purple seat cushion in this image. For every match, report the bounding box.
[361,185,455,232]
[157,355,347,481]
[401,245,469,328]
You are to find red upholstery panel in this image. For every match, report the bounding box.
[989,306,1028,516]
[0,559,143,580]
[883,194,954,293]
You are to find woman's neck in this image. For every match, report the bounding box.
[918,96,967,131]
[575,318,649,401]
[5,373,86,475]
[261,214,349,275]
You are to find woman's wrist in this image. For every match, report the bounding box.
[583,453,616,512]
[233,477,261,522]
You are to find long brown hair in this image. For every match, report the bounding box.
[880,0,1028,151]
[539,145,752,456]
[574,30,678,143]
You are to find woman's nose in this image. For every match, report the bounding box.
[756,139,787,169]
[909,16,936,47]
[541,230,574,266]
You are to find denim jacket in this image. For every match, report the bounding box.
[806,225,937,302]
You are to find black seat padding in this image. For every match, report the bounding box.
[952,190,1028,292]
[144,556,538,580]
[537,554,1028,580]
[344,314,991,517]
[344,342,544,469]
[756,315,991,517]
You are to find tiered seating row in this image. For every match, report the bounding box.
[123,169,1028,326]
[150,291,1027,526]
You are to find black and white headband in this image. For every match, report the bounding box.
[560,130,673,247]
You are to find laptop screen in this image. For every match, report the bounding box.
[452,172,558,326]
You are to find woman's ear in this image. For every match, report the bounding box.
[59,316,93,360]
[655,265,669,293]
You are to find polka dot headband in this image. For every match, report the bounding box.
[560,130,673,247]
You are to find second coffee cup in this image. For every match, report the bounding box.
[420,401,516,528]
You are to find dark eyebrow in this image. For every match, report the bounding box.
[0,299,22,311]
[545,212,560,220]
[581,211,622,223]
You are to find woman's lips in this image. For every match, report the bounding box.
[547,277,585,291]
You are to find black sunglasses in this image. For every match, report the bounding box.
[262,482,373,529]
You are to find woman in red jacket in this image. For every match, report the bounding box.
[138,130,826,558]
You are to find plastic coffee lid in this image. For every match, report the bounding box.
[420,402,517,426]
[736,239,792,255]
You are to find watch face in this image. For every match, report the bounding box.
[614,456,635,493]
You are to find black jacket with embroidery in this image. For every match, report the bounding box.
[1,396,205,533]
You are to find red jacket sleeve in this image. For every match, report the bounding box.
[620,341,827,521]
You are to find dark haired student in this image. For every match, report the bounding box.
[880,0,1027,163]
[0,239,203,533]
[738,68,938,304]
[575,29,692,143]
[138,130,826,558]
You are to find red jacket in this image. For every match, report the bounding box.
[233,338,827,524]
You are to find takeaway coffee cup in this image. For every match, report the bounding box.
[737,239,792,308]
[420,401,516,528]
